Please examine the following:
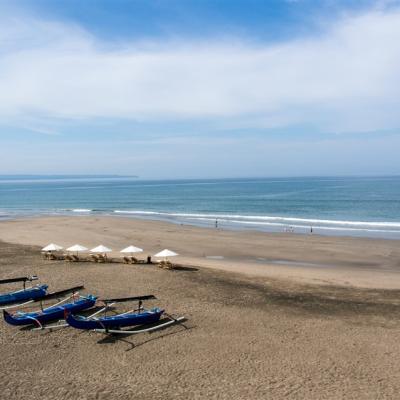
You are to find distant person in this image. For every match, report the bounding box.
[215,218,218,229]
[310,226,313,234]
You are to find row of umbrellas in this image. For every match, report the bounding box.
[42,243,178,259]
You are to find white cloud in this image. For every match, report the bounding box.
[0,7,400,134]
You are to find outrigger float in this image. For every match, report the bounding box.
[0,276,48,309]
[3,285,96,329]
[66,295,185,335]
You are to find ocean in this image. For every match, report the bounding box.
[0,176,399,239]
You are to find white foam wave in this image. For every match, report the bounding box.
[114,210,158,215]
[72,209,92,212]
[113,210,400,229]
[222,219,400,234]
[182,216,400,233]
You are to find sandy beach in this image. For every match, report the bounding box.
[1,216,400,288]
[1,216,400,399]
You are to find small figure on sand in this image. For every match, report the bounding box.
[215,218,218,229]
[310,226,313,234]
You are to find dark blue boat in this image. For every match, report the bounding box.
[3,294,97,327]
[0,284,48,306]
[66,307,164,330]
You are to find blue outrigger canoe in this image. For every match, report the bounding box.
[0,285,48,306]
[0,276,48,307]
[66,307,164,330]
[3,294,97,327]
[65,294,185,335]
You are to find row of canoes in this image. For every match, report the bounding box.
[0,276,184,335]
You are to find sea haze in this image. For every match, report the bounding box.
[0,176,399,239]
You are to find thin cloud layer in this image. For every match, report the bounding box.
[1,7,400,133]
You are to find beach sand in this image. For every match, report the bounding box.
[1,216,400,289]
[0,216,400,399]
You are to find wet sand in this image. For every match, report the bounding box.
[0,217,400,399]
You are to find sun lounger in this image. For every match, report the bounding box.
[42,251,55,260]
[157,260,174,269]
[89,254,109,263]
[121,256,151,265]
[97,254,107,263]
[43,252,64,261]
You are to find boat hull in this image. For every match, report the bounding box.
[0,285,48,306]
[66,308,164,330]
[3,295,97,326]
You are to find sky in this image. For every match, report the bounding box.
[0,0,400,178]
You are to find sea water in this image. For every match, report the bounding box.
[0,175,399,239]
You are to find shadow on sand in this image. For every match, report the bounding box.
[95,318,193,351]
[171,265,198,272]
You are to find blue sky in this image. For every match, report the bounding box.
[1,0,400,178]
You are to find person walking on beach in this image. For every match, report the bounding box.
[215,218,218,229]
[310,226,313,234]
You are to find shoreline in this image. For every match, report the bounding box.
[2,210,400,240]
[1,215,399,289]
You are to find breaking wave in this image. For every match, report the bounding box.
[113,210,400,235]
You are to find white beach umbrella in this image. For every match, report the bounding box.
[66,244,88,255]
[42,243,63,252]
[120,245,143,254]
[154,249,179,260]
[91,245,112,253]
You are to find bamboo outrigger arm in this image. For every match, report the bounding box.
[93,316,186,335]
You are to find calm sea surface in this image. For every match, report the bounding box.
[0,176,399,239]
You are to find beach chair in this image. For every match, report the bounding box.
[44,251,57,260]
[122,256,131,264]
[72,255,80,262]
[97,254,107,263]
[65,254,74,262]
[90,254,99,262]
[158,260,175,270]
